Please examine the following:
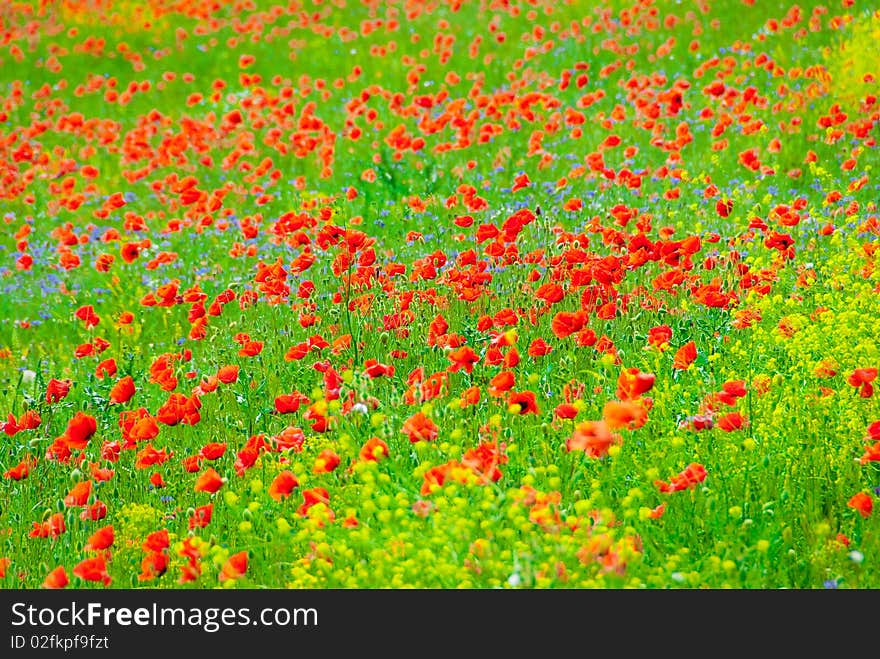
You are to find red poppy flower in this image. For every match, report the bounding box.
[4,454,36,480]
[84,525,114,551]
[722,380,747,398]
[143,529,170,552]
[655,463,707,493]
[138,551,169,582]
[135,444,172,469]
[73,343,94,358]
[313,449,341,474]
[74,304,100,329]
[42,566,69,589]
[156,393,201,426]
[535,282,565,305]
[199,442,227,460]
[80,500,108,521]
[716,412,747,432]
[30,512,66,539]
[189,504,213,529]
[511,172,531,192]
[217,365,239,384]
[460,386,481,407]
[129,416,159,442]
[551,310,587,338]
[447,346,480,373]
[672,341,697,370]
[421,463,451,495]
[45,378,72,404]
[603,400,648,430]
[647,325,672,350]
[297,487,331,517]
[181,455,201,473]
[402,412,438,443]
[364,359,394,378]
[527,338,553,357]
[554,403,578,419]
[274,392,308,414]
[461,441,507,483]
[616,368,655,401]
[509,390,539,415]
[95,358,117,379]
[194,467,224,493]
[848,368,877,398]
[848,492,873,518]
[269,471,300,501]
[566,420,619,458]
[63,412,97,450]
[488,370,515,396]
[64,480,92,507]
[109,375,136,404]
[73,556,111,586]
[359,437,389,462]
[219,551,248,582]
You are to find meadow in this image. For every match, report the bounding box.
[0,0,878,589]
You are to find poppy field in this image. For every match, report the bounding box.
[0,0,878,590]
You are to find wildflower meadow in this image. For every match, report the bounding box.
[1,0,878,591]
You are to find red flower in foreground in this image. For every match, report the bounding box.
[359,437,389,462]
[511,172,531,192]
[143,529,170,552]
[508,390,539,415]
[447,346,480,374]
[297,487,331,517]
[274,392,308,414]
[4,454,36,480]
[527,338,553,357]
[80,500,108,521]
[268,471,299,501]
[603,400,648,430]
[219,551,248,582]
[647,324,672,350]
[199,442,227,460]
[189,504,213,529]
[182,455,202,473]
[64,480,92,507]
[109,375,136,404]
[74,304,100,328]
[313,449,341,474]
[402,412,438,443]
[848,492,873,518]
[84,525,114,551]
[138,551,169,582]
[63,412,97,450]
[73,556,111,586]
[616,368,655,401]
[672,341,697,370]
[847,368,877,398]
[716,412,747,432]
[217,365,239,384]
[42,566,69,589]
[551,310,587,339]
[194,467,224,493]
[30,512,66,539]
